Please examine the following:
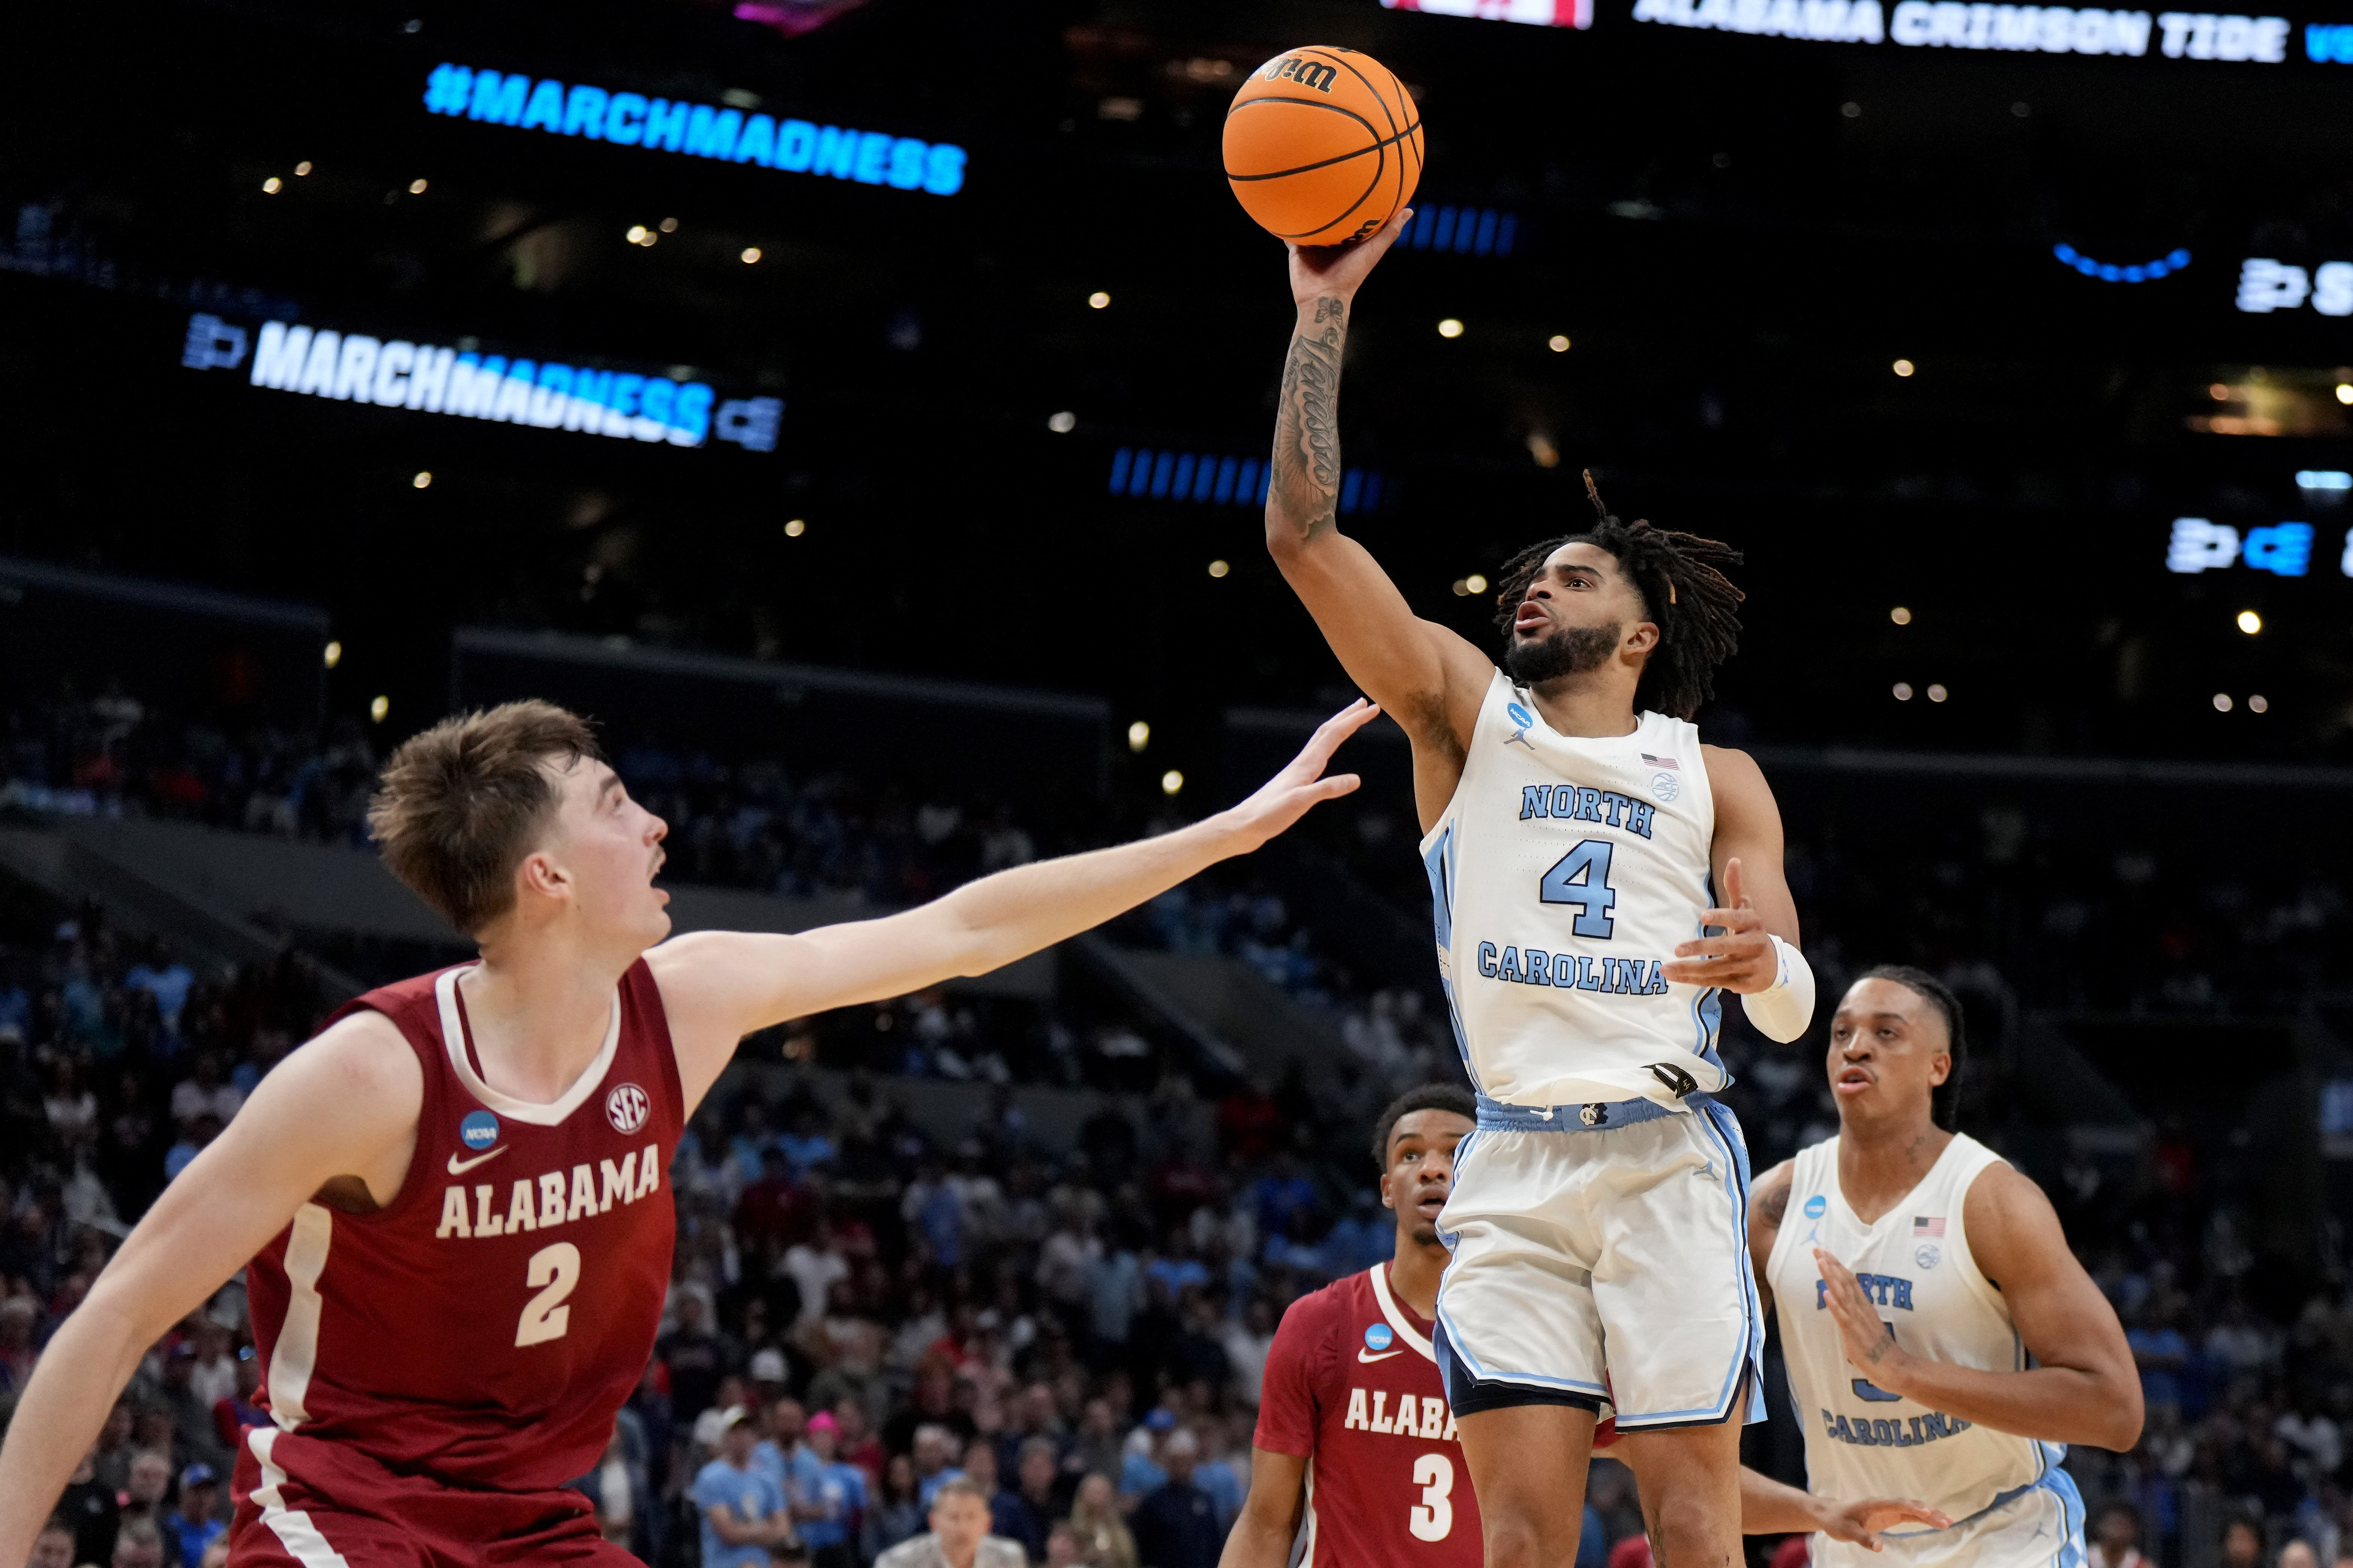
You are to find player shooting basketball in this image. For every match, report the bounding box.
[1259,211,1814,1568]
[0,698,1378,1568]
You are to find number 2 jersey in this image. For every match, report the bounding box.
[1254,1264,1480,1568]
[240,961,684,1493]
[1420,668,1725,1112]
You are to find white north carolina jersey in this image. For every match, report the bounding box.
[1418,668,1724,1111]
[1767,1133,2083,1568]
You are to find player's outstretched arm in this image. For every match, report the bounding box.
[1733,1469,1952,1547]
[651,701,1378,1108]
[1217,1448,1306,1568]
[1813,1164,2143,1451]
[1262,211,1492,826]
[0,1013,423,1568]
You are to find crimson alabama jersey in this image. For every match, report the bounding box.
[240,960,683,1491]
[1256,1264,1480,1568]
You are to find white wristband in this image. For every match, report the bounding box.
[1739,934,1816,1043]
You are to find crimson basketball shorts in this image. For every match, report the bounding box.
[1432,1092,1765,1432]
[230,1427,636,1568]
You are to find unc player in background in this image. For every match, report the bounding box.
[1261,216,1813,1568]
[1219,1085,1950,1568]
[0,698,1379,1568]
[1753,967,2142,1568]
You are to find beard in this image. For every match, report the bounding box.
[1504,621,1621,684]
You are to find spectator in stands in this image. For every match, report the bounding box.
[865,1455,927,1560]
[695,1407,797,1568]
[2090,1500,2151,1568]
[167,1051,241,1132]
[162,1466,223,1568]
[1127,1427,1219,1568]
[577,1421,651,1557]
[874,1476,1027,1568]
[30,1513,74,1568]
[661,1287,739,1424]
[911,1424,967,1507]
[1042,1522,1083,1568]
[57,1446,119,1565]
[0,1296,37,1391]
[2222,1517,2266,1568]
[112,1518,166,1568]
[119,1449,172,1533]
[784,1222,851,1326]
[796,1411,868,1568]
[1064,1475,1135,1568]
[991,1437,1061,1562]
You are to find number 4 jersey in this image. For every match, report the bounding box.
[1420,668,1725,1112]
[1254,1264,1480,1568]
[239,961,684,1494]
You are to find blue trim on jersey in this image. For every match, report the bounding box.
[1423,821,1457,951]
[1876,1459,2087,1556]
[1473,1091,1713,1134]
[1434,1129,1477,1255]
[1688,871,1728,1078]
[1611,1099,1765,1428]
[1430,1303,1611,1400]
[1425,822,1485,1094]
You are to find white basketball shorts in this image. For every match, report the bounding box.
[1813,1467,2087,1568]
[1432,1092,1765,1430]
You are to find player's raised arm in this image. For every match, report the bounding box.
[1262,212,1492,811]
[1813,1162,2144,1451]
[0,1014,424,1568]
[652,701,1377,1107]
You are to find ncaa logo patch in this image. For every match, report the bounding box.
[1364,1323,1394,1352]
[606,1082,651,1135]
[1804,1195,1827,1219]
[1650,771,1680,802]
[459,1110,500,1150]
[1503,703,1537,748]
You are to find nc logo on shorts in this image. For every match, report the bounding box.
[459,1110,500,1150]
[1580,1103,1607,1126]
[1650,771,1680,802]
[1915,1244,1941,1269]
[1364,1323,1394,1352]
[606,1082,651,1134]
[1804,1195,1827,1219]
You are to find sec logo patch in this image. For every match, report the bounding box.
[606,1082,650,1134]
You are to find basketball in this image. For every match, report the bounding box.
[1224,46,1423,247]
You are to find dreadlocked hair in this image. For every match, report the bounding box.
[1489,472,1747,720]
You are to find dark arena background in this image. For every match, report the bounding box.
[2,1,2352,1566]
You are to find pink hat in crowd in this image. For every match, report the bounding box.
[806,1411,841,1435]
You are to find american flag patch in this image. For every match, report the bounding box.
[1641,753,1680,770]
[1913,1216,1946,1237]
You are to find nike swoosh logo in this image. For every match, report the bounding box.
[448,1147,510,1176]
[1357,1348,1404,1364]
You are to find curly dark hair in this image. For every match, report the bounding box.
[1489,473,1745,720]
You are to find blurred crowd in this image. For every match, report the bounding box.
[0,684,2350,1568]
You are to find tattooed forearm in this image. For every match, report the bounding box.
[1271,296,1347,540]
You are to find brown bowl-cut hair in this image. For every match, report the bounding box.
[366,700,604,936]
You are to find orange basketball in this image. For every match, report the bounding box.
[1224,46,1423,247]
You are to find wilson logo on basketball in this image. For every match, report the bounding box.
[1263,56,1338,92]
[605,1082,651,1134]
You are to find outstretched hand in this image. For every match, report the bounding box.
[1287,207,1414,310]
[1223,700,1379,851]
[1661,855,1779,994]
[1816,1496,1954,1548]
[1816,1247,1919,1396]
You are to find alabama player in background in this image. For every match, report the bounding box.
[1221,1085,1952,1568]
[0,698,1378,1568]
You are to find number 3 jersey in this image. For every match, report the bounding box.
[1420,668,1725,1112]
[1254,1264,1480,1568]
[242,961,684,1492]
